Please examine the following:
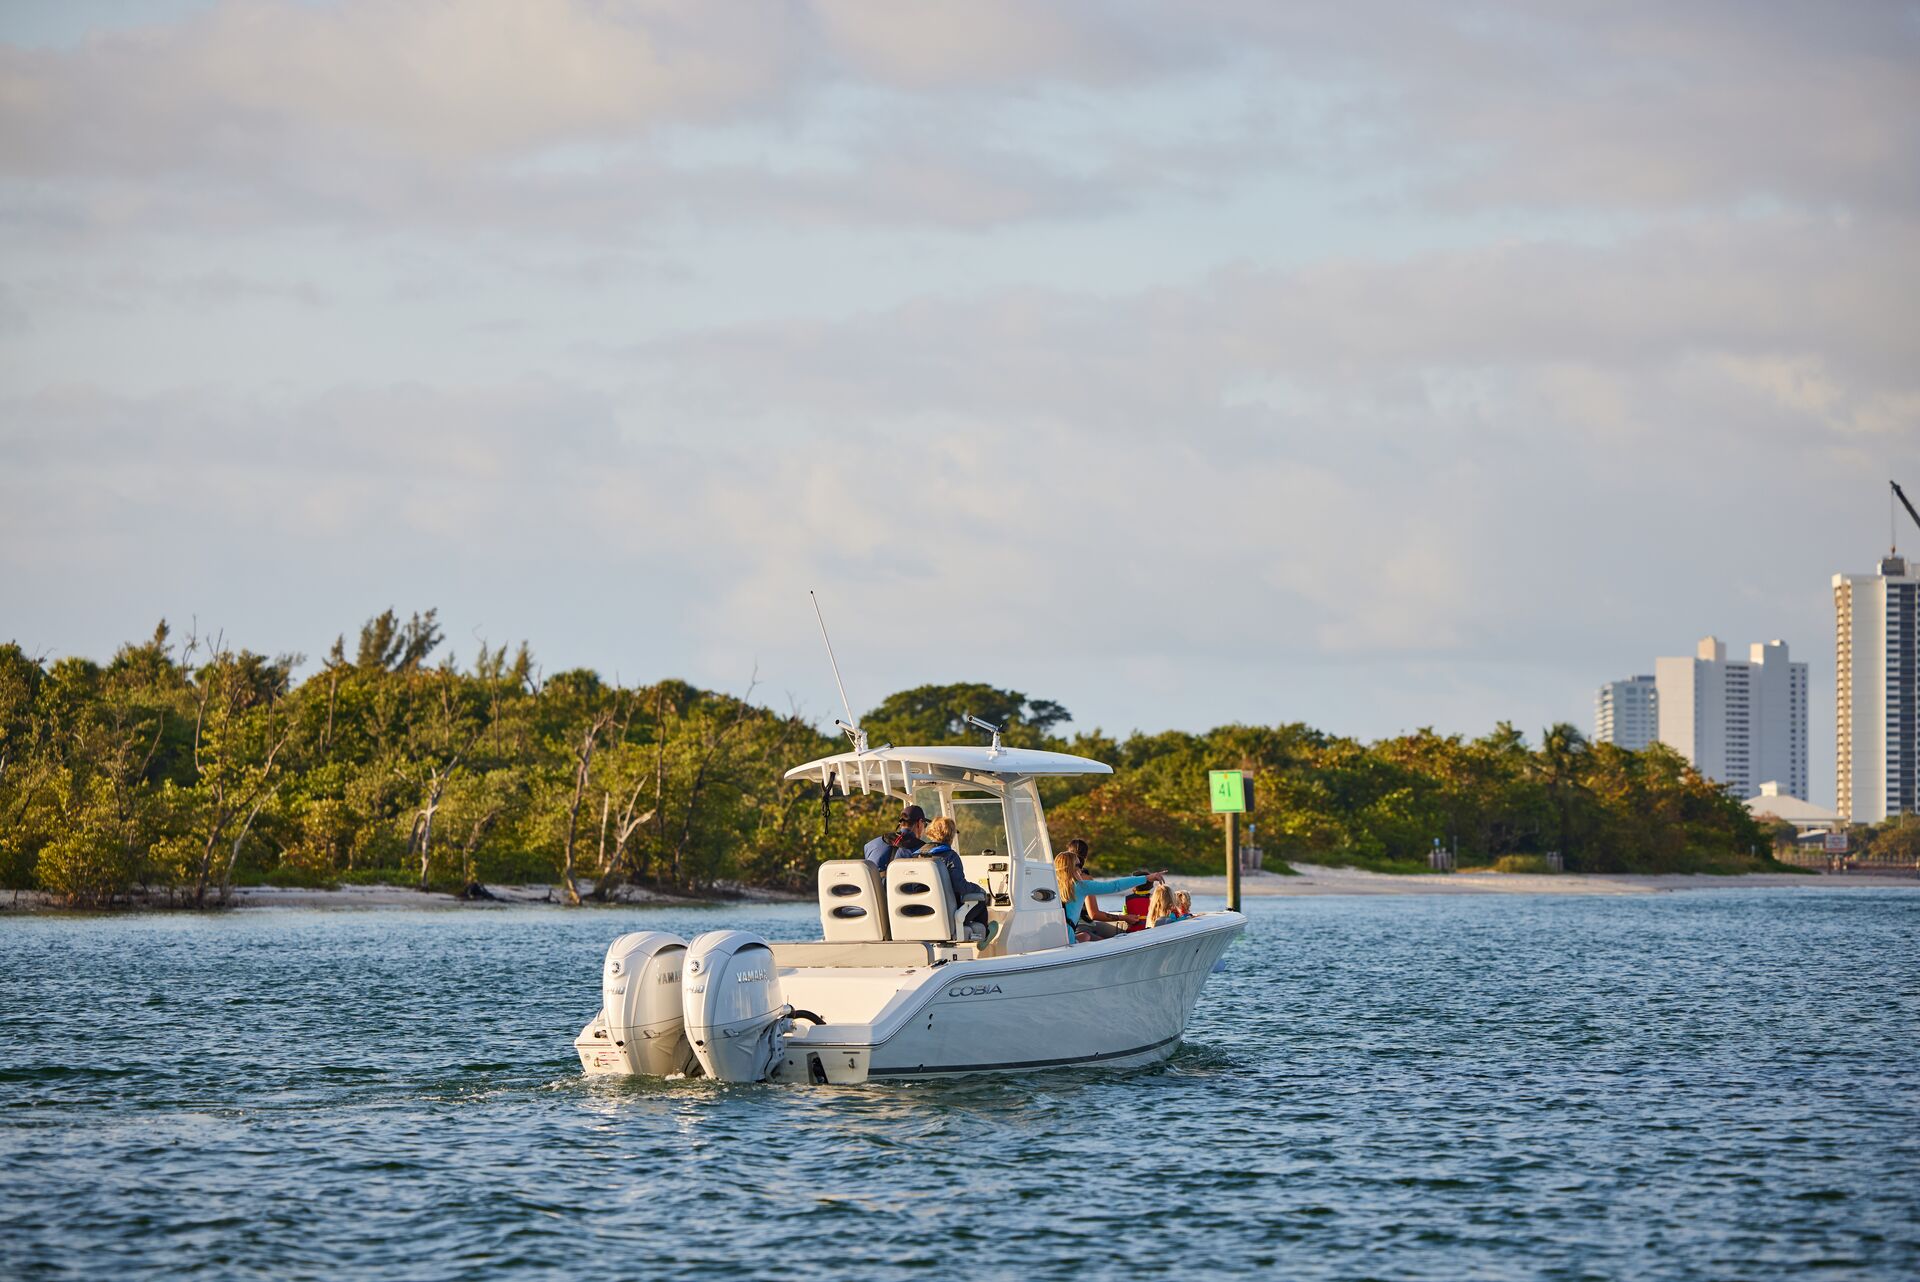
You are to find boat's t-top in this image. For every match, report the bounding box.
[787,741,1111,957]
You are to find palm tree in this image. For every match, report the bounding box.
[1535,722,1589,864]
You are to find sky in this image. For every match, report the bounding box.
[2,1,1916,805]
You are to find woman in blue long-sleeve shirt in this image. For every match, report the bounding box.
[1055,840,1164,943]
[921,816,992,941]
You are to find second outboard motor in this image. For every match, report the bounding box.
[682,930,792,1083]
[601,931,697,1076]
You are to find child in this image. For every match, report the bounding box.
[1149,886,1193,926]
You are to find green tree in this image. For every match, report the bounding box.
[352,608,445,673]
[1860,816,1920,864]
[394,665,490,889]
[862,683,1070,748]
[1534,722,1592,865]
[168,640,295,906]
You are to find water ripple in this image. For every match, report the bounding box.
[2,891,1917,1280]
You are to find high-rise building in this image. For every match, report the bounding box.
[1594,675,1658,749]
[1654,636,1809,800]
[1834,555,1919,822]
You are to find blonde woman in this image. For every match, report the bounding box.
[920,815,992,942]
[1055,838,1163,944]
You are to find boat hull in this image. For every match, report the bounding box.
[776,913,1244,1083]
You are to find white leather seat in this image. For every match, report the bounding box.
[886,857,986,943]
[818,860,888,942]
[884,857,956,941]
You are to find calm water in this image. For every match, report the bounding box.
[3,890,1917,1281]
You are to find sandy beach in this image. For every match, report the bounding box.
[8,864,1914,913]
[2,879,812,913]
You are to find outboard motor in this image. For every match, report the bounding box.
[578,932,696,1077]
[681,930,792,1083]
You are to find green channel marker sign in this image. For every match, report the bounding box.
[1209,770,1247,813]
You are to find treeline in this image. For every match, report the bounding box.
[1,612,1777,907]
[1762,813,1920,865]
[0,613,880,907]
[1040,722,1776,877]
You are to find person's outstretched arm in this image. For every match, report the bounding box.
[1081,872,1158,897]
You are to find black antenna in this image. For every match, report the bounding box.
[1893,481,1920,554]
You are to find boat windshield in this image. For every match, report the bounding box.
[950,793,1007,859]
[1007,780,1051,864]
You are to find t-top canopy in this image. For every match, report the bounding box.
[784,744,1112,790]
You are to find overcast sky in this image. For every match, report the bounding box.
[3,2,1916,803]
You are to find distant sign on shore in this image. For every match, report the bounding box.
[1823,832,1849,854]
[1209,770,1248,813]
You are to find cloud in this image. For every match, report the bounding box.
[577,213,1916,710]
[0,0,1208,173]
[7,1,1910,243]
[624,214,1920,443]
[8,265,328,313]
[0,1,800,167]
[3,1,1914,796]
[0,373,1484,682]
[0,0,1193,238]
[813,0,1204,90]
[7,210,1913,650]
[1195,1,1920,214]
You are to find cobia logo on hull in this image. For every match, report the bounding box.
[947,984,1003,997]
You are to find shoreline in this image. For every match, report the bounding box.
[1180,863,1920,898]
[2,878,814,914]
[6,864,1916,913]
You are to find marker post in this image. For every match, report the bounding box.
[1208,770,1251,912]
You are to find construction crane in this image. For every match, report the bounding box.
[1895,480,1920,552]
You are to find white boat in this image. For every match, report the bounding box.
[574,741,1246,1083]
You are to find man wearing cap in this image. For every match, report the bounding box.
[862,805,928,872]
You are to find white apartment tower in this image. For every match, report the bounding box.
[1594,675,1658,749]
[1834,555,1920,823]
[1654,637,1809,800]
